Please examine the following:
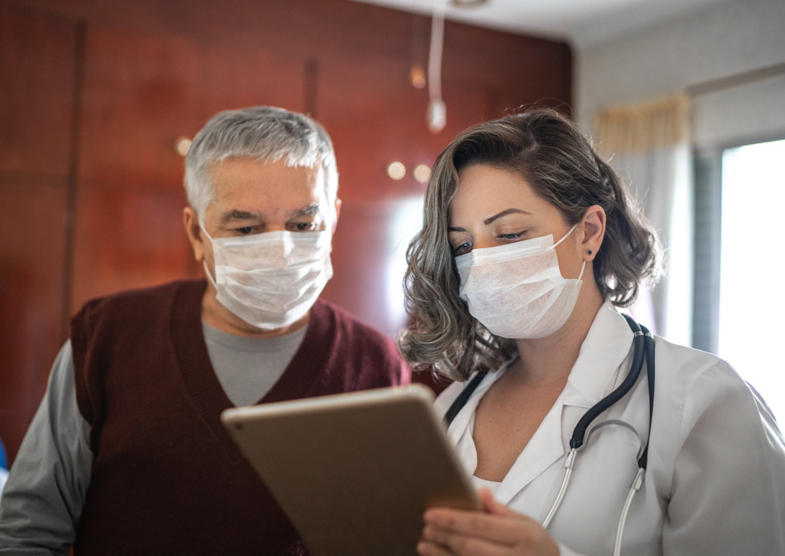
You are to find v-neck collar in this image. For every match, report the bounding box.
[171,280,331,459]
[449,302,636,505]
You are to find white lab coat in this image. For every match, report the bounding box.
[435,302,785,556]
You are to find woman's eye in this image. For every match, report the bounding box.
[452,241,472,256]
[498,231,525,241]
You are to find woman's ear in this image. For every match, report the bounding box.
[580,205,606,261]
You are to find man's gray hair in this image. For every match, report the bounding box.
[184,106,338,218]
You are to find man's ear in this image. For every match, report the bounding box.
[331,198,342,236]
[580,205,606,261]
[183,207,205,263]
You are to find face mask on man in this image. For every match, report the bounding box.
[455,224,585,340]
[200,223,333,330]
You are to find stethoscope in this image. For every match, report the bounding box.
[444,315,655,556]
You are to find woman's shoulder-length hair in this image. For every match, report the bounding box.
[399,108,661,381]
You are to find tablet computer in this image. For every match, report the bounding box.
[221,384,479,556]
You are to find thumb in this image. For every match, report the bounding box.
[478,488,517,516]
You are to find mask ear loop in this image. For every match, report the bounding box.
[551,224,586,281]
[203,261,219,290]
[552,224,578,248]
[198,221,219,289]
[198,220,214,242]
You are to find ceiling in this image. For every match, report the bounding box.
[348,0,730,48]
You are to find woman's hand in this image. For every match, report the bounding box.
[418,489,560,556]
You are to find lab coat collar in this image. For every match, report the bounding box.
[562,301,635,409]
[494,302,635,505]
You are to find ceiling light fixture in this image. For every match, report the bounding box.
[387,161,406,181]
[413,164,431,184]
[427,1,446,134]
[174,137,192,157]
[409,65,426,89]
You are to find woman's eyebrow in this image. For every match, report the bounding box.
[483,208,531,225]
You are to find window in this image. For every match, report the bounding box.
[718,138,785,423]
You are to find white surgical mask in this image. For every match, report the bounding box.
[200,223,333,330]
[455,225,585,339]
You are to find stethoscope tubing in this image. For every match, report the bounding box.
[444,315,655,556]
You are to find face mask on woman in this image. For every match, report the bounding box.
[200,223,333,330]
[455,225,585,339]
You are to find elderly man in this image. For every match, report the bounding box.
[0,107,409,554]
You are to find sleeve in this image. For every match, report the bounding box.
[662,360,785,555]
[556,542,588,556]
[0,340,94,555]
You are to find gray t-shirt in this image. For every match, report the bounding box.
[202,322,307,406]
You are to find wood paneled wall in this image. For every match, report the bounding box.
[0,0,571,464]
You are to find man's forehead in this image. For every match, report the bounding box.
[212,158,325,191]
[204,158,331,217]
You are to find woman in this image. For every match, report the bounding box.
[401,109,785,555]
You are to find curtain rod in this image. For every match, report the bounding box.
[686,61,785,97]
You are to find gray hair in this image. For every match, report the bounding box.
[184,106,338,218]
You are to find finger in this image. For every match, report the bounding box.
[424,507,538,545]
[422,525,510,556]
[478,488,517,517]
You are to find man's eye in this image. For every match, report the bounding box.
[231,226,262,236]
[290,222,317,232]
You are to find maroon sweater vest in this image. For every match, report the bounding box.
[70,280,408,555]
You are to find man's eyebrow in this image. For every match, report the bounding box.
[287,203,321,218]
[220,210,262,224]
[483,208,531,225]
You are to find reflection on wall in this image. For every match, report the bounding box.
[384,195,425,336]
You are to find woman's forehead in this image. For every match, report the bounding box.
[450,164,548,221]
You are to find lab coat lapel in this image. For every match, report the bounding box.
[494,393,568,505]
[494,302,635,506]
[566,303,634,406]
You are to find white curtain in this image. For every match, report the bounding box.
[594,94,693,345]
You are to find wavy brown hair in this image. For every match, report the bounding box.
[399,109,661,381]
